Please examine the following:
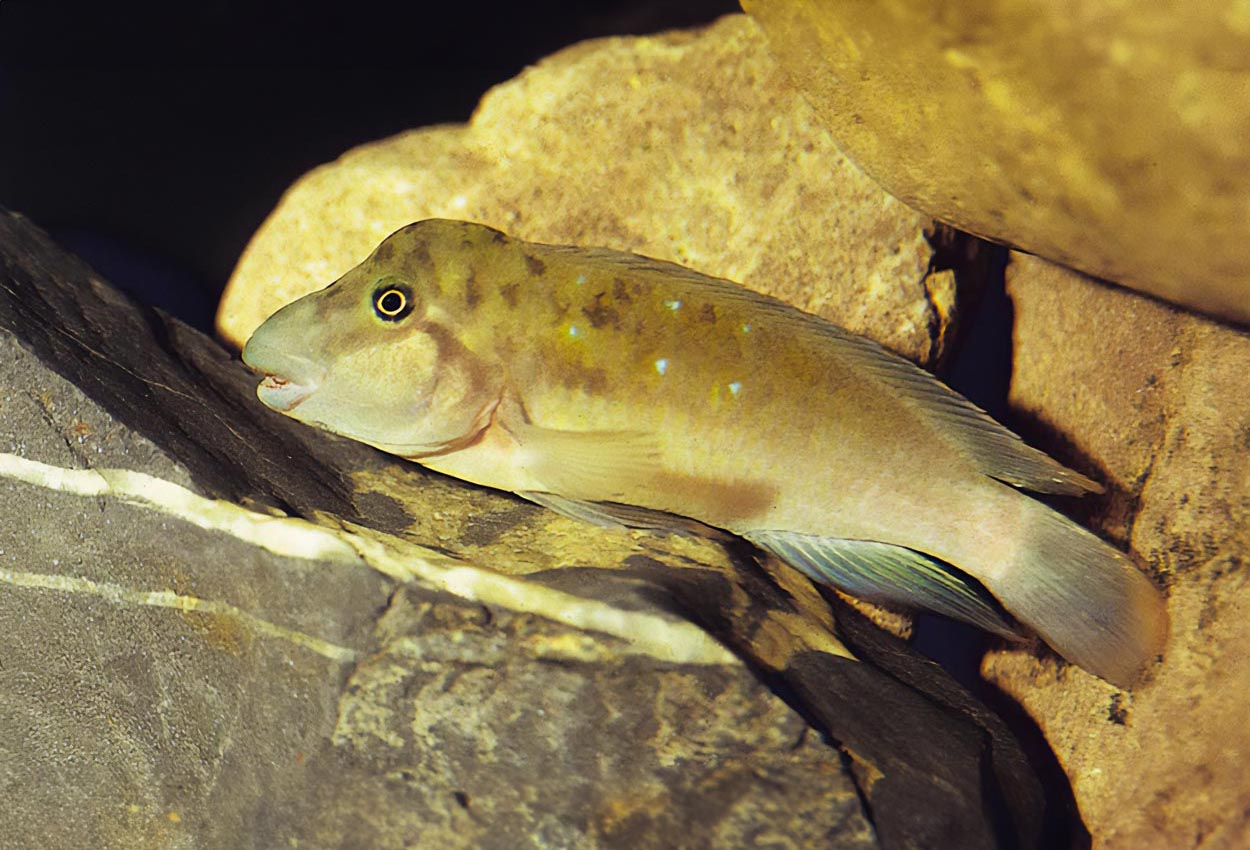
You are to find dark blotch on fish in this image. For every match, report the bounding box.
[464,273,481,308]
[372,240,395,265]
[582,292,621,330]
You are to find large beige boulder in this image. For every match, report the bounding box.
[987,252,1250,850]
[743,0,1250,324]
[217,14,967,367]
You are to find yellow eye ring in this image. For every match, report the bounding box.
[373,284,414,321]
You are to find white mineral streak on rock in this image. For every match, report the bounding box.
[0,567,359,662]
[0,452,742,667]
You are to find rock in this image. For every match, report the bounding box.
[0,241,392,846]
[984,252,1250,850]
[217,14,975,368]
[1,211,1056,847]
[743,0,1250,324]
[314,585,879,850]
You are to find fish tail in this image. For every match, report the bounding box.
[994,498,1168,687]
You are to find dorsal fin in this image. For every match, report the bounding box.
[541,242,1100,496]
[805,321,1102,495]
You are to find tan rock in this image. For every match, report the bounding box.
[218,15,955,366]
[987,251,1250,849]
[743,0,1250,324]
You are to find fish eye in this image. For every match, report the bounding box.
[373,282,414,322]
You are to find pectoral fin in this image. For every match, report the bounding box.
[498,411,664,503]
[745,531,1023,640]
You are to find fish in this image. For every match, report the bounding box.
[242,219,1168,686]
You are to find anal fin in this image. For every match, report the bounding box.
[745,531,1023,640]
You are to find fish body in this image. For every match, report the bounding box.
[243,219,1168,686]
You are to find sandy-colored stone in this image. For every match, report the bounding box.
[743,0,1250,324]
[985,252,1250,850]
[218,15,954,366]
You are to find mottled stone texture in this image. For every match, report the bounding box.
[217,15,964,366]
[313,588,876,850]
[0,282,392,850]
[743,0,1250,324]
[984,253,1250,850]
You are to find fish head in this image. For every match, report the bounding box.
[242,222,499,457]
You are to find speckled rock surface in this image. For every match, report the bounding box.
[313,587,876,850]
[743,0,1250,324]
[983,252,1250,849]
[217,14,961,365]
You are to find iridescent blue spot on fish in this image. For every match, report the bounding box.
[654,357,668,376]
[728,381,742,396]
[575,274,587,286]
[741,323,752,334]
[568,324,581,338]
[665,299,683,311]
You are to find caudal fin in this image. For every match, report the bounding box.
[996,501,1168,687]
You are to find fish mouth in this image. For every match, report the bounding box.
[242,329,324,414]
[255,371,318,412]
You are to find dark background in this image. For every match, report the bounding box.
[0,0,740,330]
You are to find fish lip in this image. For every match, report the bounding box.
[255,370,318,412]
[243,338,324,412]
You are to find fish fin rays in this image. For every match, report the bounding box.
[745,530,1024,640]
[518,491,726,537]
[803,327,1103,496]
[519,491,635,528]
[505,419,663,501]
[542,243,736,289]
[991,501,1168,687]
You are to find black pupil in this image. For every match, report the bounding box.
[379,290,404,314]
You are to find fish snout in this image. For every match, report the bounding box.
[254,371,317,412]
[242,333,325,414]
